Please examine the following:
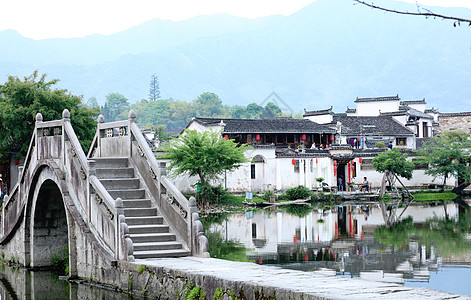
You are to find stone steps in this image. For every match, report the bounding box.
[99,178,140,190]
[125,216,163,225]
[129,233,177,243]
[108,189,146,200]
[90,157,188,259]
[128,224,169,234]
[122,199,153,208]
[123,207,158,217]
[133,249,190,259]
[96,167,135,179]
[133,241,183,252]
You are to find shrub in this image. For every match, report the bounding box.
[285,185,313,200]
[196,183,229,205]
[375,142,385,149]
[262,190,276,201]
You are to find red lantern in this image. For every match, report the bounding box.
[348,162,351,182]
[315,158,318,164]
[292,159,296,165]
[224,134,229,140]
[359,157,363,164]
[330,134,334,141]
[334,161,337,176]
[301,134,306,141]
[15,159,19,165]
[255,134,260,141]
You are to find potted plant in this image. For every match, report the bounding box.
[315,177,324,191]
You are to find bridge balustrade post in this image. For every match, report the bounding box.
[128,110,136,158]
[115,197,124,260]
[35,113,43,160]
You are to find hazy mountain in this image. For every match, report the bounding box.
[1,0,470,112]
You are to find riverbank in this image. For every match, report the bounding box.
[129,256,471,299]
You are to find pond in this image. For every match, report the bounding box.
[203,203,471,296]
[0,266,136,299]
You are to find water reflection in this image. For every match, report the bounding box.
[0,265,135,299]
[204,203,471,295]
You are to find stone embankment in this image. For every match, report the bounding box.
[120,257,471,299]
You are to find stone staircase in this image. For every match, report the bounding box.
[93,157,190,259]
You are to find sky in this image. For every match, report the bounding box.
[0,0,470,40]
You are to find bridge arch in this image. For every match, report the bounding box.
[24,164,75,270]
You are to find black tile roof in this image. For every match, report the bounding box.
[345,107,356,113]
[354,95,400,103]
[440,112,471,117]
[407,107,433,119]
[332,115,414,136]
[303,107,333,117]
[192,117,336,134]
[400,99,426,105]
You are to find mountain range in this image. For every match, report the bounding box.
[1,0,470,113]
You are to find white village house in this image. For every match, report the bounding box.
[160,96,454,194]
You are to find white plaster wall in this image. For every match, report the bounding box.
[354,162,456,191]
[408,103,426,112]
[392,115,408,126]
[356,101,399,116]
[186,121,223,133]
[304,114,333,124]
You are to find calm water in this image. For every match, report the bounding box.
[0,267,134,299]
[204,203,471,296]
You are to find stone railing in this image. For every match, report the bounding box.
[1,110,126,262]
[88,175,132,260]
[88,110,208,257]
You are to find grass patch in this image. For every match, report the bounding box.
[413,192,457,202]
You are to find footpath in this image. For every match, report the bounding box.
[136,256,471,299]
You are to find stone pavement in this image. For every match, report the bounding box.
[136,256,471,299]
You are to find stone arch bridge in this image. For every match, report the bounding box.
[0,110,207,278]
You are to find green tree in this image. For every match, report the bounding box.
[194,92,223,117]
[421,130,471,190]
[262,102,282,118]
[149,74,160,101]
[372,148,415,182]
[102,92,129,122]
[86,96,99,109]
[0,71,98,159]
[162,130,249,199]
[230,105,247,119]
[245,103,264,119]
[372,148,415,227]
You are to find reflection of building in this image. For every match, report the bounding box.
[208,204,462,285]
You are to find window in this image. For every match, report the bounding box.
[294,160,299,173]
[396,137,407,146]
[287,134,295,143]
[423,122,429,138]
[252,223,257,238]
[276,134,285,144]
[251,164,256,179]
[247,134,252,144]
[265,134,274,144]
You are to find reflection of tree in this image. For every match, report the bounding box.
[205,231,251,262]
[374,212,471,258]
[283,204,315,217]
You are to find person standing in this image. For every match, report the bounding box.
[338,177,344,191]
[362,177,369,192]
